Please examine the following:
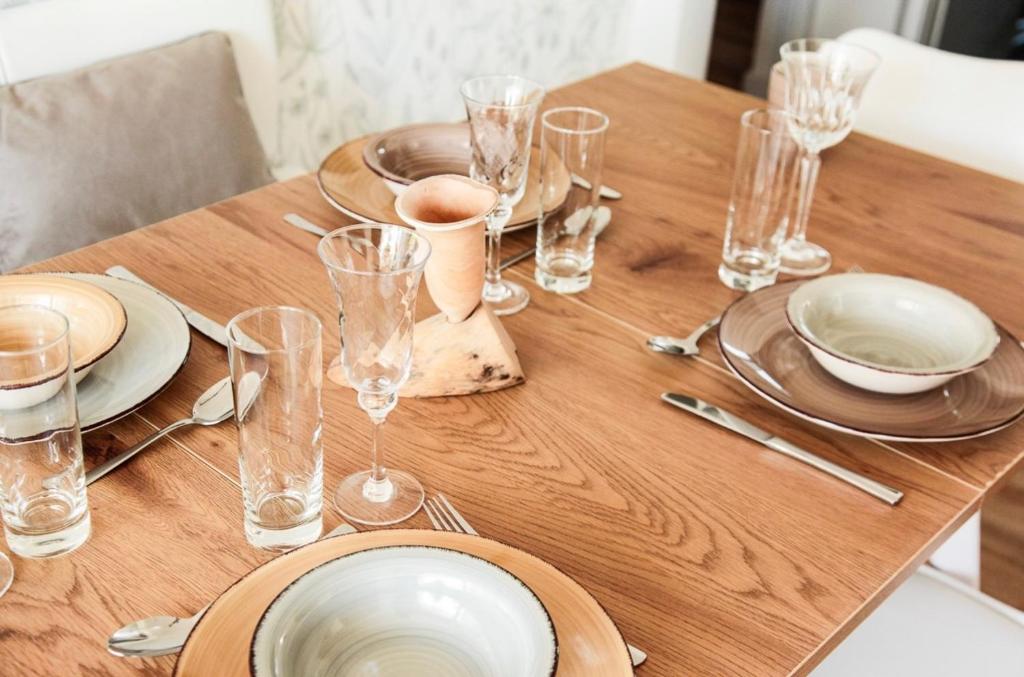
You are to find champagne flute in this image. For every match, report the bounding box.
[460,74,545,315]
[779,38,879,275]
[318,225,431,526]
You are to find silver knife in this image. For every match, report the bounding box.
[661,393,904,505]
[106,266,229,348]
[107,522,357,658]
[283,212,331,238]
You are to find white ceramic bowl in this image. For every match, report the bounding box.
[786,273,1000,394]
[252,545,557,677]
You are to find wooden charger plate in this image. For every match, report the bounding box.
[317,134,565,233]
[175,530,632,676]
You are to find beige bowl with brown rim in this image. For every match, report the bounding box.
[363,122,471,195]
[0,275,127,391]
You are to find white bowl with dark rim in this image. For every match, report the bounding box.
[786,273,1000,395]
[251,545,558,677]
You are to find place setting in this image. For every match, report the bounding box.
[648,38,1024,506]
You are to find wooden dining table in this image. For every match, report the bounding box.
[4,63,1023,676]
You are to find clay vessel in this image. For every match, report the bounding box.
[394,174,498,323]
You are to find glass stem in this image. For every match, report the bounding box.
[484,204,512,292]
[358,391,397,502]
[790,149,822,244]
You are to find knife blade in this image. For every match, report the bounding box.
[499,205,612,271]
[106,266,229,348]
[661,392,904,505]
[283,212,331,238]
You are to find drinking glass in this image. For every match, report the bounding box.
[461,74,545,315]
[227,306,324,551]
[318,225,431,526]
[779,38,879,275]
[719,109,800,291]
[536,106,610,294]
[0,305,90,564]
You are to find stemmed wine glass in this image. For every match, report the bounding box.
[460,75,545,315]
[779,38,879,275]
[318,225,431,526]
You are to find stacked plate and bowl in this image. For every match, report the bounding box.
[718,273,1024,441]
[175,530,634,676]
[317,122,565,232]
[0,273,190,435]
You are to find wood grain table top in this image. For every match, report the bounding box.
[3,63,1022,676]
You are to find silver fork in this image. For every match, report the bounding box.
[647,315,721,357]
[424,494,648,669]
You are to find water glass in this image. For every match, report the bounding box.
[719,109,799,291]
[0,305,90,561]
[535,107,610,294]
[227,306,324,551]
[461,74,545,315]
[318,225,431,526]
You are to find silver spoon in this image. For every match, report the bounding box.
[85,378,233,485]
[106,522,357,658]
[647,315,722,357]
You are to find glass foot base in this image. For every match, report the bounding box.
[535,268,592,294]
[717,264,778,292]
[334,470,424,526]
[483,280,529,316]
[779,239,832,276]
[0,552,11,598]
[245,514,322,552]
[4,509,90,559]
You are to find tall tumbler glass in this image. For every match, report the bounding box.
[0,305,90,568]
[719,109,800,291]
[227,306,324,551]
[536,106,610,294]
[779,38,879,275]
[461,75,545,316]
[318,225,431,526]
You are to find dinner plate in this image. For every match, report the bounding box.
[318,127,565,233]
[719,281,1024,441]
[175,530,632,676]
[55,273,190,431]
[252,545,557,676]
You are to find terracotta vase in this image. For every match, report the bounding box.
[394,174,498,323]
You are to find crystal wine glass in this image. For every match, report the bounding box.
[779,38,879,275]
[460,74,545,315]
[318,225,431,526]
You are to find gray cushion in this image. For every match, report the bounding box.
[0,31,273,270]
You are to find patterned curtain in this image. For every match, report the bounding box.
[271,0,628,174]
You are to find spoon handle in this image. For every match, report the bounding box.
[86,417,194,486]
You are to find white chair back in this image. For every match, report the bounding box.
[838,28,1024,184]
[813,565,1024,675]
[0,0,277,157]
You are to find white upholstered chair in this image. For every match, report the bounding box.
[838,27,1024,184]
[0,0,277,160]
[813,565,1024,676]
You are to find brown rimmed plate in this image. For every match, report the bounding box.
[718,281,1024,442]
[318,125,567,233]
[175,529,632,676]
